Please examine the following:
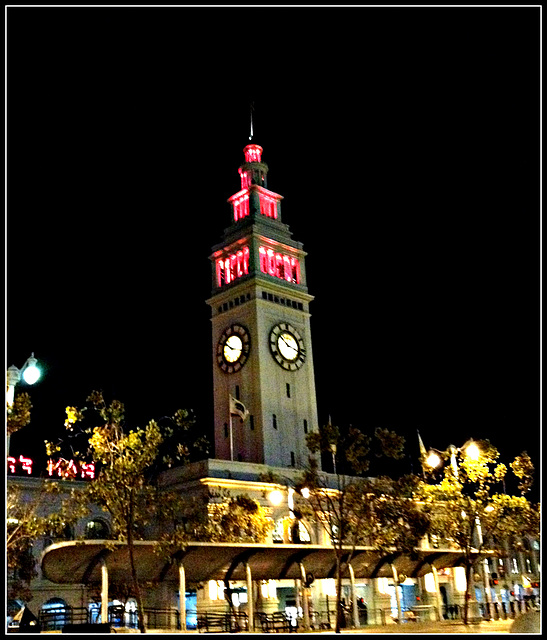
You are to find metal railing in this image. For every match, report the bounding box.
[39,606,89,630]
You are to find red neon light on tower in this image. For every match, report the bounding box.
[244,144,263,163]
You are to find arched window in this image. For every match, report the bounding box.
[85,518,110,540]
[44,523,73,548]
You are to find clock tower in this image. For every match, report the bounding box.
[207,143,319,469]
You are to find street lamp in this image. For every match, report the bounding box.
[7,353,41,407]
[425,440,481,477]
[7,353,42,456]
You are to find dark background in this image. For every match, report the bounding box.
[7,7,540,491]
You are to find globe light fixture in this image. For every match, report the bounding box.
[21,354,40,385]
[300,487,310,499]
[464,441,480,461]
[426,451,442,468]
[268,490,283,506]
[6,352,41,407]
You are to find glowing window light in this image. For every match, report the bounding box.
[290,257,300,284]
[377,578,390,595]
[266,248,276,276]
[259,246,268,273]
[323,579,337,597]
[208,580,225,600]
[424,572,437,593]
[236,251,244,277]
[283,256,292,282]
[260,195,277,219]
[233,193,250,222]
[259,246,300,284]
[239,170,251,190]
[275,253,283,278]
[454,567,467,593]
[244,144,263,163]
[216,246,250,288]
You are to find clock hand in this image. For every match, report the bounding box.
[280,335,298,353]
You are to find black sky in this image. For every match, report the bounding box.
[7,6,541,486]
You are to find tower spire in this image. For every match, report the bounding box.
[249,101,254,141]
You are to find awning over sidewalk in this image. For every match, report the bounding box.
[41,540,481,586]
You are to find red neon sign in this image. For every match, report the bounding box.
[47,458,95,479]
[216,246,250,287]
[7,456,95,479]
[259,246,300,284]
[7,455,33,475]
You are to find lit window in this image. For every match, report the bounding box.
[260,195,277,219]
[244,144,262,163]
[216,246,249,287]
[85,519,110,540]
[259,246,300,284]
[233,193,250,222]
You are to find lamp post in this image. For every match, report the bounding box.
[424,439,493,622]
[6,353,41,454]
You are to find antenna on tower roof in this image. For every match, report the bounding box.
[249,101,254,141]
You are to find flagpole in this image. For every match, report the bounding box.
[229,412,234,462]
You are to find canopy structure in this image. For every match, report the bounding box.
[42,540,478,585]
[42,541,486,630]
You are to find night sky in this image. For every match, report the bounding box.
[7,7,540,490]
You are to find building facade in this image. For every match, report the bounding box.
[207,143,319,469]
[8,140,540,631]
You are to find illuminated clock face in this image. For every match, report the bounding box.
[217,324,250,373]
[269,323,306,370]
[224,335,243,362]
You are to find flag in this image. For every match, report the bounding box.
[417,430,427,459]
[417,430,428,476]
[230,395,249,422]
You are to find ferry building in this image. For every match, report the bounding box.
[9,139,540,632]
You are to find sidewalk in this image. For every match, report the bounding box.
[337,619,515,634]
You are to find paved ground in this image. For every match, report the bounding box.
[40,617,540,634]
[135,619,519,634]
[337,619,516,634]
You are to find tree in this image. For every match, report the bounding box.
[295,422,406,633]
[7,391,32,437]
[419,441,540,625]
[7,480,83,603]
[155,491,273,627]
[52,391,209,633]
[354,474,431,623]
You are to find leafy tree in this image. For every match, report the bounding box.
[7,391,32,436]
[510,451,535,495]
[419,441,540,625]
[295,422,406,633]
[7,481,83,602]
[355,474,431,622]
[155,491,273,625]
[51,391,206,632]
